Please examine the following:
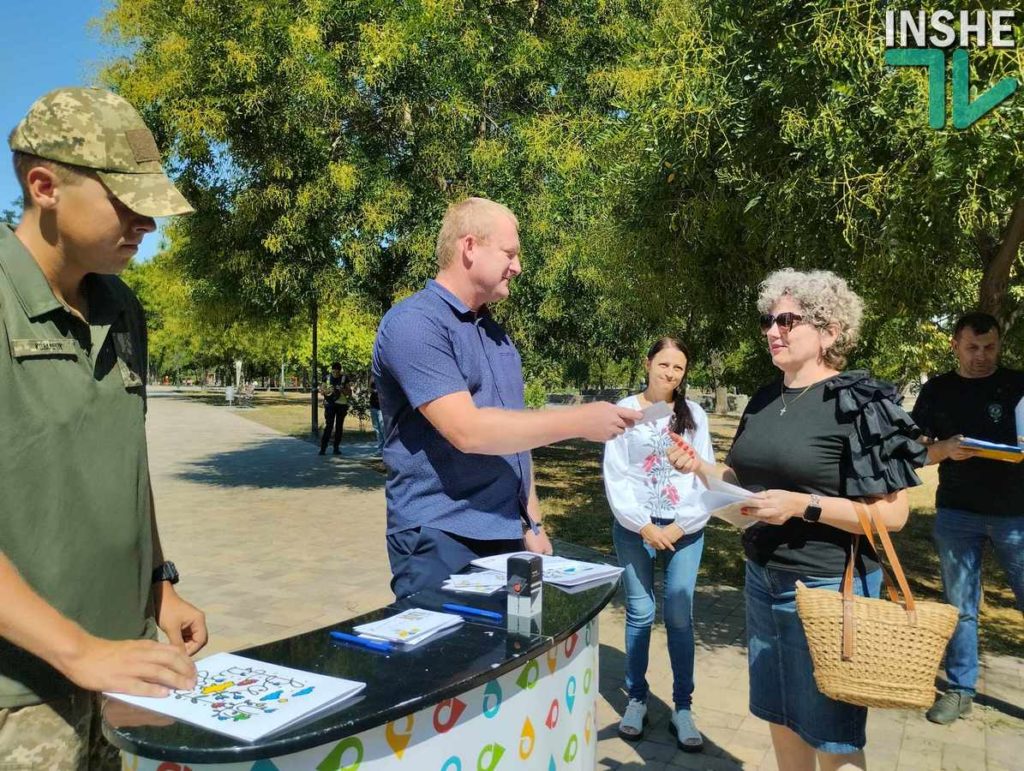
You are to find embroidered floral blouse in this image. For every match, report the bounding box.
[602,394,715,534]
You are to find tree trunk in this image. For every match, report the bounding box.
[714,385,729,415]
[310,295,319,436]
[979,198,1024,329]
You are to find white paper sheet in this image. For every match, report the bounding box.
[105,652,365,742]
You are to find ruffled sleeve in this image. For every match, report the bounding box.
[824,370,928,497]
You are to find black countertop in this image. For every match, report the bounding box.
[102,544,619,763]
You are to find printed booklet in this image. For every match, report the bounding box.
[106,652,366,742]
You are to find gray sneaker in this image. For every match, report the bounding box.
[669,708,704,752]
[926,691,973,724]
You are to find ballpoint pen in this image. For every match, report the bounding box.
[442,602,504,621]
[329,630,394,653]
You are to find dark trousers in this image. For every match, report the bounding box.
[386,526,524,600]
[320,403,349,452]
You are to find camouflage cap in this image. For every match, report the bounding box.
[9,87,193,217]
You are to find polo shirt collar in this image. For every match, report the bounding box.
[425,279,492,320]
[0,225,63,319]
[0,225,126,323]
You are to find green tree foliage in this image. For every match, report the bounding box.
[580,0,1024,385]
[102,1,1024,392]
[100,0,657,388]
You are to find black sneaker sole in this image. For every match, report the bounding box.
[669,721,704,753]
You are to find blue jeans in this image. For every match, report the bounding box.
[933,507,1024,695]
[370,407,384,455]
[613,520,704,709]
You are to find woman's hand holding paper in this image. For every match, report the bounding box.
[739,490,807,526]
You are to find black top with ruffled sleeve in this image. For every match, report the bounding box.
[725,370,926,576]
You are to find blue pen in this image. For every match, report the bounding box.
[442,602,503,621]
[329,630,393,653]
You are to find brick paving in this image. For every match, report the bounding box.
[146,390,1023,770]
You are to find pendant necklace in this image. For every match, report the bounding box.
[779,382,814,416]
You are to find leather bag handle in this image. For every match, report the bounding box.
[839,501,917,661]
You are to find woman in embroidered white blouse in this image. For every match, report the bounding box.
[603,336,714,751]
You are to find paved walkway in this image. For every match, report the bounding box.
[147,391,1023,770]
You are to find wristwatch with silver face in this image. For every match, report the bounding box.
[803,494,823,523]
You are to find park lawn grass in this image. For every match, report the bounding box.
[222,392,1021,654]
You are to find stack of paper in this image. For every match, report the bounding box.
[470,552,623,587]
[353,608,463,647]
[958,437,1024,463]
[105,652,366,742]
[443,570,506,595]
[700,478,758,529]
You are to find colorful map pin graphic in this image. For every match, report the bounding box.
[250,761,282,771]
[477,742,505,771]
[565,677,577,713]
[545,698,560,729]
[563,734,579,763]
[433,697,466,733]
[563,633,579,658]
[516,659,540,690]
[584,710,592,744]
[583,667,592,695]
[482,679,502,718]
[519,717,536,760]
[316,736,363,771]
[547,755,557,771]
[440,757,461,771]
[260,690,282,701]
[385,714,414,759]
[546,648,558,673]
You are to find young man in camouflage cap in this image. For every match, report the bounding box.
[0,87,207,769]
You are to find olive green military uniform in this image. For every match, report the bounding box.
[0,226,156,769]
[0,88,194,770]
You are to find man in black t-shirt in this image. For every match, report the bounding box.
[911,312,1024,725]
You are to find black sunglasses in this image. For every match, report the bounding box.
[759,312,805,332]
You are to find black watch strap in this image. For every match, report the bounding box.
[152,561,180,585]
[803,494,823,523]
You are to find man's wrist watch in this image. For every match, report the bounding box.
[802,494,823,523]
[152,561,180,585]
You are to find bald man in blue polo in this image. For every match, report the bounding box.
[373,197,643,599]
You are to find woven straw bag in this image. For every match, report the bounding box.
[795,503,958,709]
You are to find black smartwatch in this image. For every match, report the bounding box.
[802,494,823,523]
[151,561,180,585]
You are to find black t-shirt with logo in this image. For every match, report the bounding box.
[911,367,1024,516]
[726,371,925,576]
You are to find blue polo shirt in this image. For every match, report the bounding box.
[372,280,531,539]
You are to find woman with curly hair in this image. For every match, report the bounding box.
[668,269,925,770]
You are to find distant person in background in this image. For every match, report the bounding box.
[319,362,350,456]
[911,312,1024,725]
[603,336,713,751]
[369,378,385,457]
[668,269,924,771]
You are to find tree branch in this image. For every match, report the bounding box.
[979,198,1024,325]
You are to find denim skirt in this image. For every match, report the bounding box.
[745,560,882,754]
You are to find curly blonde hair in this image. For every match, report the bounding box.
[757,269,864,370]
